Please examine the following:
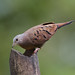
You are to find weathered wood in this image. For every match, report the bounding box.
[9,49,40,75]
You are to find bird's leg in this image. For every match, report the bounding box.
[34,48,40,54]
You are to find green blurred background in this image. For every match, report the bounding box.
[0,0,75,75]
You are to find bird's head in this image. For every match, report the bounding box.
[12,34,24,48]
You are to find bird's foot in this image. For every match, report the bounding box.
[34,48,40,54]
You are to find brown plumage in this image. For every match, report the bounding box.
[12,20,75,55]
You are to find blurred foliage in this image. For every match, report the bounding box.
[0,0,75,75]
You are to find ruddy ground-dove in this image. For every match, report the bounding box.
[12,20,74,56]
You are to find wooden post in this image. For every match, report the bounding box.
[9,49,40,75]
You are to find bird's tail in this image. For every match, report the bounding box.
[56,20,75,29]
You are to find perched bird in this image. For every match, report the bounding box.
[12,20,74,56]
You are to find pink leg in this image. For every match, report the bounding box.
[34,48,40,54]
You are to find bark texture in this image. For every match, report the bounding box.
[9,49,40,75]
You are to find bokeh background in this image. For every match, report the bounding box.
[0,0,75,75]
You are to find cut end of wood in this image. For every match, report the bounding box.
[10,48,37,57]
[11,48,36,57]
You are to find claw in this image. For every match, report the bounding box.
[34,48,40,54]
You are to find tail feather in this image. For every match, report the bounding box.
[57,20,75,29]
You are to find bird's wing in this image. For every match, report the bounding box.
[27,24,56,47]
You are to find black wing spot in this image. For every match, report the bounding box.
[43,35,46,39]
[34,33,36,36]
[43,30,51,35]
[49,26,52,28]
[43,22,55,25]
[41,27,43,29]
[43,30,45,31]
[34,38,37,40]
[36,30,39,34]
[37,36,39,37]
[45,30,51,35]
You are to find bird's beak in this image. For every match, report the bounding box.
[12,43,17,48]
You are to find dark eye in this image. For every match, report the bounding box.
[16,39,18,41]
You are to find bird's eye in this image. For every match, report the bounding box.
[16,39,18,41]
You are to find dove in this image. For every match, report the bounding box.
[12,20,75,55]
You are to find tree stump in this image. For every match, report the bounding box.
[9,49,40,75]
